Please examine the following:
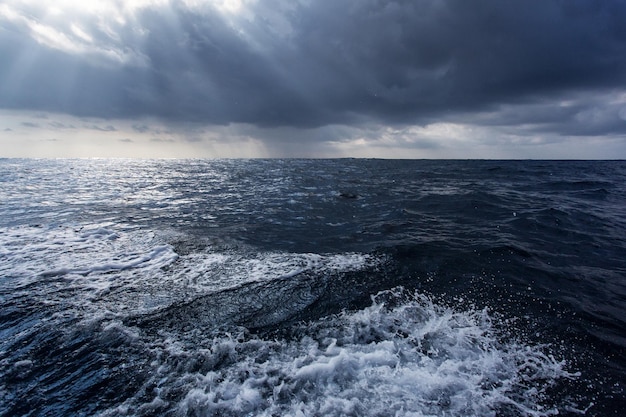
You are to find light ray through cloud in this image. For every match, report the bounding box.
[1,0,626,158]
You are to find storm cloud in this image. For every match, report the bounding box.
[1,0,626,156]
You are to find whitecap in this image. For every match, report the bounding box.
[102,288,578,417]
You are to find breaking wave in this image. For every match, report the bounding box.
[101,289,577,417]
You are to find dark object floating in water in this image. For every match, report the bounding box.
[339,191,359,199]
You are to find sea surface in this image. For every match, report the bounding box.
[0,158,624,416]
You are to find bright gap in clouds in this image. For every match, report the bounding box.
[2,1,150,66]
[211,0,245,14]
[1,0,247,61]
[7,0,245,21]
[12,0,167,17]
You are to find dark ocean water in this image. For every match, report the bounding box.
[0,158,624,416]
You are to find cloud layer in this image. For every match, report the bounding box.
[1,0,626,156]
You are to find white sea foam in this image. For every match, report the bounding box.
[0,224,578,416]
[99,289,576,417]
[0,225,178,290]
[171,250,375,293]
[0,224,377,317]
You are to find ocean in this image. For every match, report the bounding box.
[0,158,624,416]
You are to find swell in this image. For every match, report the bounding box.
[0,315,149,416]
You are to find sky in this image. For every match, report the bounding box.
[1,0,626,158]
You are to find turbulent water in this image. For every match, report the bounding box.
[0,158,624,417]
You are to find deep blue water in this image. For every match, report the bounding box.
[0,159,624,416]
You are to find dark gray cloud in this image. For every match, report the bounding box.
[1,0,626,137]
[86,124,117,132]
[132,124,151,133]
[450,90,626,137]
[48,121,76,129]
[21,122,40,128]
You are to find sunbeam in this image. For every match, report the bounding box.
[1,0,626,158]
